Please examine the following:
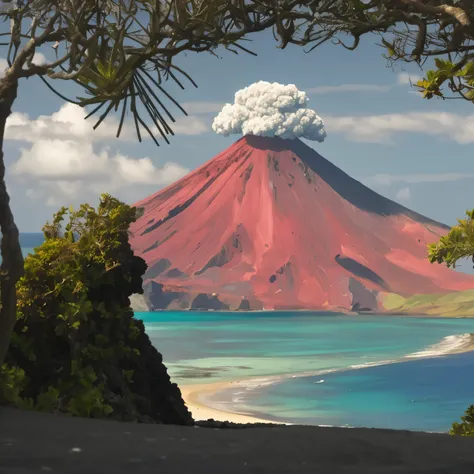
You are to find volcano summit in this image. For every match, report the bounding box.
[129,135,474,313]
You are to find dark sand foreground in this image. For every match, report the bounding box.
[2,408,474,473]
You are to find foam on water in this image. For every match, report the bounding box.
[406,333,474,358]
[203,333,474,406]
[140,312,474,430]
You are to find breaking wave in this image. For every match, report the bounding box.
[405,333,474,359]
[220,333,474,397]
[197,333,474,428]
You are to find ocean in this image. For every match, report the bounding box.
[15,235,474,432]
[139,311,474,433]
[20,233,44,258]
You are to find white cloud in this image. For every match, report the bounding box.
[397,72,422,85]
[306,73,423,96]
[395,187,411,202]
[181,101,225,114]
[308,84,391,94]
[6,103,135,142]
[0,52,48,78]
[213,81,326,141]
[12,139,189,185]
[13,139,189,206]
[325,112,474,144]
[31,52,47,66]
[167,116,208,135]
[0,57,7,78]
[6,102,209,144]
[364,172,474,186]
[8,102,191,207]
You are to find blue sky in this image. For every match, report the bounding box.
[3,29,474,254]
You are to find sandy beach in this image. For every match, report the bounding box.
[181,333,474,424]
[181,381,285,424]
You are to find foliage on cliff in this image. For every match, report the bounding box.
[0,194,192,425]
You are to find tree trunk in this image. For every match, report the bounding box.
[0,77,23,366]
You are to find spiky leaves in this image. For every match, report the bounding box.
[428,209,474,269]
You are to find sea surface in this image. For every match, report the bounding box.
[15,235,474,432]
[20,233,44,258]
[138,311,474,432]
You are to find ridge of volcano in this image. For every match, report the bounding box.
[129,135,474,313]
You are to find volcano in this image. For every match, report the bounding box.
[129,136,474,313]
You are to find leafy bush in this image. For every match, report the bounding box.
[451,405,474,437]
[0,194,192,425]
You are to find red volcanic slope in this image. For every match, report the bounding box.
[130,136,474,312]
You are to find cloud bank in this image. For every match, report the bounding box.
[395,187,411,202]
[212,81,326,142]
[8,103,189,208]
[326,112,474,144]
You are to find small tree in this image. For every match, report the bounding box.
[450,405,474,436]
[1,194,193,424]
[428,209,474,268]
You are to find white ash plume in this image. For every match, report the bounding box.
[212,81,326,142]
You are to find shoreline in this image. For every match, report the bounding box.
[180,381,287,425]
[181,333,474,425]
[137,307,474,320]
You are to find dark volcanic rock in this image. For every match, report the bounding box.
[238,298,251,310]
[166,268,186,278]
[349,278,379,312]
[143,281,188,310]
[143,258,172,278]
[191,294,230,310]
[130,319,193,425]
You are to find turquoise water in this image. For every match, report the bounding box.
[20,232,44,258]
[21,247,35,258]
[235,352,474,432]
[0,233,44,262]
[13,236,474,431]
[138,311,474,432]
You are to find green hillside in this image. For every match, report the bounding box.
[380,290,474,317]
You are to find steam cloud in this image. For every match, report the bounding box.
[212,81,326,142]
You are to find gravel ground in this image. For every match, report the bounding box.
[2,407,474,474]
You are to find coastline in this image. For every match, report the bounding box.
[138,306,474,318]
[180,381,288,425]
[181,333,474,425]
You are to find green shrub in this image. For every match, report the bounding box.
[451,405,474,436]
[0,194,192,424]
